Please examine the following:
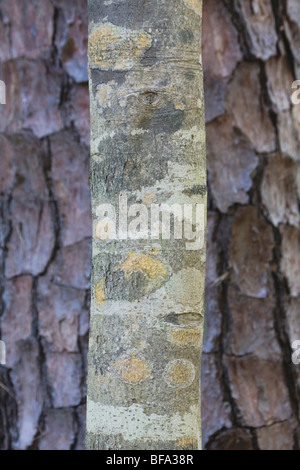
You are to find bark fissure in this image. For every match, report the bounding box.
[86,0,206,450]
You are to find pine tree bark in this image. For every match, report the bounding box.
[202,0,300,450]
[86,0,206,450]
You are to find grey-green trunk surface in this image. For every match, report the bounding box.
[87,0,206,450]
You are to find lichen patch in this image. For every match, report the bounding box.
[163,359,195,389]
[168,327,201,347]
[95,279,107,306]
[176,437,198,449]
[118,251,168,280]
[89,23,152,71]
[96,83,114,109]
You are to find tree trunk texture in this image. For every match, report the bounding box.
[86,0,206,451]
[0,0,300,450]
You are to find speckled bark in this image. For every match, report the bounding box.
[2,0,300,451]
[86,0,206,450]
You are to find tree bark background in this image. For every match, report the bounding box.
[0,0,300,450]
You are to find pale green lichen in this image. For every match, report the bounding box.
[0,340,6,365]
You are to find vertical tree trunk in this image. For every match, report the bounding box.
[0,341,5,365]
[86,0,206,450]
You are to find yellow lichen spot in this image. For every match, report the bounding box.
[89,23,152,71]
[118,251,168,280]
[113,352,151,384]
[168,327,201,348]
[147,245,161,257]
[95,279,107,306]
[163,359,195,389]
[183,0,202,16]
[177,437,198,450]
[96,83,114,108]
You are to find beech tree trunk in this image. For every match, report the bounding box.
[86,0,206,450]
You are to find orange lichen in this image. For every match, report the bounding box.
[168,328,201,347]
[113,352,151,384]
[174,102,185,110]
[118,251,168,279]
[95,279,107,306]
[89,23,152,71]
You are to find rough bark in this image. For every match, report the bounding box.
[86,0,206,451]
[0,0,90,450]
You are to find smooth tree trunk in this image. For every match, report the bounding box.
[86,0,206,450]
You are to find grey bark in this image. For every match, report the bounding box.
[86,0,206,450]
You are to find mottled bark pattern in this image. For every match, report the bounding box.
[0,0,90,450]
[86,0,206,450]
